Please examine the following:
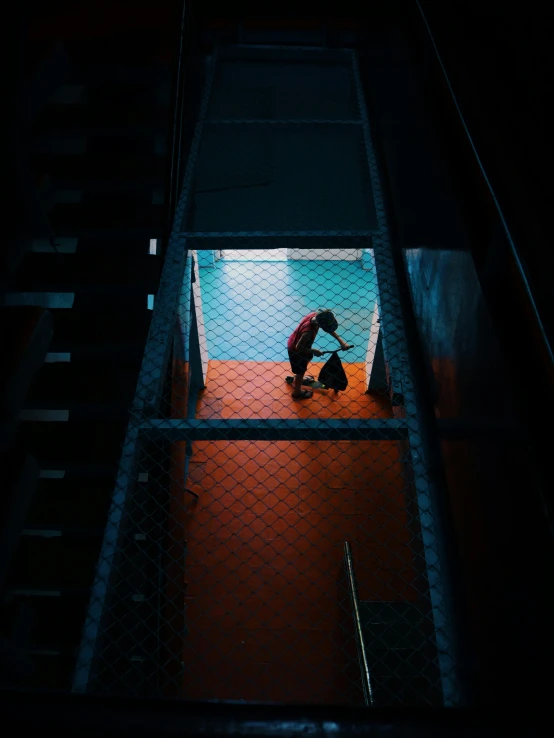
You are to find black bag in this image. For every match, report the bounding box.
[318,351,348,391]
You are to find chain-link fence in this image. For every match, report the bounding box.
[72,45,461,706]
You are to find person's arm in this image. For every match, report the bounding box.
[295,332,322,357]
[329,330,351,350]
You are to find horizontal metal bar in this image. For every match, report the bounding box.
[207,118,362,125]
[0,690,493,737]
[139,418,408,442]
[233,43,351,54]
[181,230,375,239]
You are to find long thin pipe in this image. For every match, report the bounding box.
[343,542,374,707]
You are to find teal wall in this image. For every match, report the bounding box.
[198,258,377,362]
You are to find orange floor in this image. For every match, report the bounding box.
[172,361,418,703]
[195,361,393,419]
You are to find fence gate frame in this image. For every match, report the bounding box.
[72,44,462,706]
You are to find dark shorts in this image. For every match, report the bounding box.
[288,349,309,376]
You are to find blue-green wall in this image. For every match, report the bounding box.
[198,259,377,362]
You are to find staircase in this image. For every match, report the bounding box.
[1,0,184,689]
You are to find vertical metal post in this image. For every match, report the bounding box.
[187,287,204,418]
[351,50,460,705]
[367,329,388,393]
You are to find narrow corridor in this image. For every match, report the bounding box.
[166,42,431,705]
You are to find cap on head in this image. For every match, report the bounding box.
[316,309,338,333]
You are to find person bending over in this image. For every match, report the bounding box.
[287,309,351,399]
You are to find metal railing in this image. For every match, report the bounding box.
[343,542,374,707]
[72,37,459,706]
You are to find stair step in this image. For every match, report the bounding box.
[0,441,40,596]
[84,81,171,108]
[6,592,89,651]
[75,238,157,255]
[26,475,114,529]
[48,84,87,105]
[22,650,75,691]
[32,134,160,157]
[34,103,169,136]
[62,33,170,67]
[31,153,165,190]
[72,292,151,310]
[6,533,103,591]
[22,525,105,537]
[49,307,151,356]
[31,238,156,257]
[32,133,88,156]
[0,597,34,643]
[0,306,53,418]
[84,82,161,105]
[48,203,164,237]
[20,420,127,471]
[85,135,164,156]
[15,253,160,295]
[25,361,139,412]
[69,61,171,86]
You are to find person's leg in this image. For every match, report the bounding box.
[292,373,312,398]
[289,351,312,398]
[292,371,305,396]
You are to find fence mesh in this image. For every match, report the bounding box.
[72,45,460,707]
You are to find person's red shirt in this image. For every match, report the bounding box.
[287,312,318,352]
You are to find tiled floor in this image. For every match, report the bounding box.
[195,360,392,419]
[172,360,418,703]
